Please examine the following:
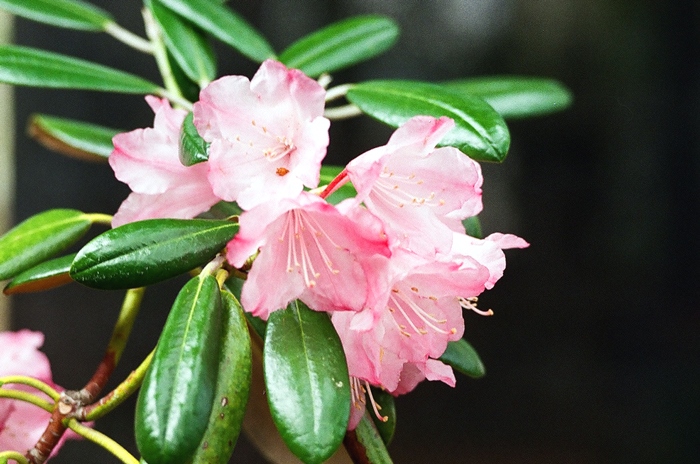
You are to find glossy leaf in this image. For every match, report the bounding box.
[444,76,573,119]
[0,45,160,93]
[349,413,393,464]
[147,0,216,86]
[0,209,91,280]
[347,80,511,162]
[319,165,357,204]
[158,0,275,62]
[279,15,399,78]
[438,338,486,379]
[223,276,267,340]
[135,274,223,464]
[29,114,119,161]
[369,388,396,446]
[179,112,209,166]
[264,300,350,463]
[0,0,112,31]
[462,216,482,239]
[189,290,252,464]
[70,218,238,289]
[4,253,75,295]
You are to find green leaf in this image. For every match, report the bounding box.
[158,0,275,62]
[4,253,75,295]
[347,80,511,162]
[279,15,399,78]
[438,338,486,379]
[444,76,573,119]
[179,112,209,166]
[351,413,393,464]
[0,45,160,93]
[223,276,267,340]
[70,218,238,290]
[147,0,216,86]
[462,216,482,239]
[0,0,112,31]
[319,165,357,205]
[0,209,91,280]
[29,114,119,161]
[189,290,252,464]
[135,274,223,464]
[369,388,396,446]
[264,300,350,463]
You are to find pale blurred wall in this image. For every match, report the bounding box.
[0,11,13,332]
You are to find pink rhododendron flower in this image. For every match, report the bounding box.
[346,116,483,255]
[227,192,390,320]
[194,60,330,210]
[109,96,220,227]
[0,330,78,457]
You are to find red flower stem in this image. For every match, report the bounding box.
[25,288,145,464]
[320,169,349,199]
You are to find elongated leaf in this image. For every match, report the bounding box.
[369,388,396,446]
[147,0,216,86]
[347,80,510,162]
[462,216,482,239]
[279,15,399,78]
[444,76,573,119]
[264,300,350,463]
[29,114,119,161]
[0,209,91,280]
[189,290,252,464]
[70,218,238,289]
[158,0,275,62]
[135,274,222,464]
[179,112,209,166]
[4,253,75,295]
[348,413,393,464]
[438,338,486,378]
[0,0,112,31]
[0,45,160,93]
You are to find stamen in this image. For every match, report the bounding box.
[350,377,388,423]
[459,297,494,316]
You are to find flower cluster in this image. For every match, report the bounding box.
[110,59,527,428]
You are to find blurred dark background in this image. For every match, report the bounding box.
[7,0,700,463]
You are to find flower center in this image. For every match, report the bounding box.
[387,286,456,337]
[371,167,446,209]
[279,210,341,288]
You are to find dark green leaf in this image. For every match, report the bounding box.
[147,0,216,86]
[439,338,486,379]
[0,209,91,280]
[158,0,275,62]
[319,165,357,204]
[369,388,396,446]
[279,15,398,78]
[4,253,75,295]
[350,413,393,464]
[462,216,482,239]
[179,112,209,166]
[70,218,238,289]
[347,80,510,162]
[189,290,252,464]
[135,274,223,464]
[264,300,350,463]
[0,0,112,31]
[0,45,160,93]
[223,276,267,339]
[29,114,119,161]
[444,76,573,119]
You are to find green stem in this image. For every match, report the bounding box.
[0,376,60,401]
[66,419,139,464]
[84,213,114,226]
[0,451,30,464]
[82,350,153,421]
[104,22,153,54]
[0,389,53,413]
[324,104,363,120]
[143,7,186,107]
[325,83,353,102]
[155,88,193,111]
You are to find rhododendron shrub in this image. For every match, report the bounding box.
[0,1,570,463]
